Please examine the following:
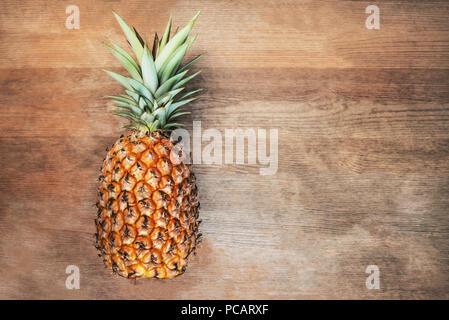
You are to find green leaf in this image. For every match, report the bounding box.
[112,109,134,117]
[154,108,167,126]
[119,94,138,103]
[157,88,184,105]
[155,11,200,71]
[169,111,191,120]
[159,35,197,83]
[158,16,172,57]
[112,11,144,63]
[169,87,185,100]
[172,35,197,76]
[172,71,201,90]
[176,88,202,101]
[133,27,145,47]
[166,97,197,117]
[125,90,140,102]
[141,45,159,93]
[128,78,154,102]
[109,40,140,71]
[163,123,184,129]
[152,99,159,111]
[112,110,146,125]
[149,119,161,131]
[142,97,153,111]
[103,70,133,91]
[113,101,143,115]
[155,70,188,98]
[105,43,142,81]
[141,112,155,123]
[178,54,203,73]
[106,95,137,105]
[152,33,159,59]
[163,100,173,114]
[138,96,147,110]
[157,94,172,106]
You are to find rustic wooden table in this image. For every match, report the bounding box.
[0,0,448,299]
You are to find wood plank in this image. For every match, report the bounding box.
[1,67,449,138]
[0,1,449,69]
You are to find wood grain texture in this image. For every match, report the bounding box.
[0,0,449,299]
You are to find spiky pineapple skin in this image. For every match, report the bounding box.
[95,131,200,279]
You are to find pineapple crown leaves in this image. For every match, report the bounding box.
[104,11,202,132]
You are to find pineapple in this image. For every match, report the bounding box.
[95,12,202,279]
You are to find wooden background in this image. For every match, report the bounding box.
[0,0,448,299]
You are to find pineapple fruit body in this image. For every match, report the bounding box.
[95,131,200,279]
[96,11,202,279]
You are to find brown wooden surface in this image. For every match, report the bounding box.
[1,0,449,299]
